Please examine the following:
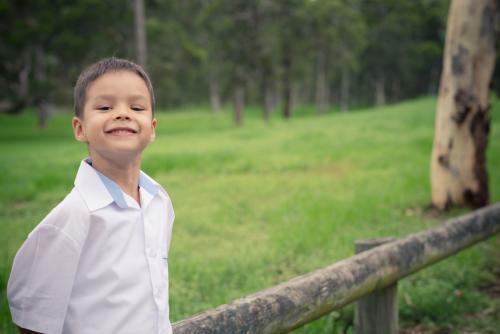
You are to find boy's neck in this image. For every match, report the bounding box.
[90,154,142,205]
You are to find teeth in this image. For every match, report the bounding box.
[108,129,135,134]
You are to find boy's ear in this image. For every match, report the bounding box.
[149,118,157,143]
[72,117,88,143]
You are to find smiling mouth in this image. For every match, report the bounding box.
[105,127,138,135]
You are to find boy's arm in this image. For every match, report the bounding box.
[8,224,81,334]
[17,326,43,334]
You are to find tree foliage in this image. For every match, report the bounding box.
[0,0,454,122]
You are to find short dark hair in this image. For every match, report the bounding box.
[73,57,155,117]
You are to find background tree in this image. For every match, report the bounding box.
[1,0,458,125]
[275,0,310,118]
[0,0,133,126]
[134,0,147,68]
[213,0,260,125]
[306,0,366,113]
[430,0,499,210]
[197,0,235,114]
[359,0,448,107]
[147,1,206,107]
[254,0,281,120]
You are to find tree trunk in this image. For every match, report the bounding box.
[341,67,350,112]
[271,77,281,113]
[282,74,292,118]
[19,49,31,101]
[375,76,386,107]
[134,0,147,68]
[233,85,244,126]
[34,46,49,128]
[209,74,221,113]
[282,42,293,119]
[264,85,274,120]
[315,50,329,114]
[431,0,499,210]
[262,73,274,121]
[36,100,50,129]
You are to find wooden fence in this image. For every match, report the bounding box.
[172,203,500,334]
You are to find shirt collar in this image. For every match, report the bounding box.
[139,172,160,196]
[74,158,160,211]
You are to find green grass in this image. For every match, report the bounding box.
[0,97,499,333]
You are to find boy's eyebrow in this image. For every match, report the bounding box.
[91,94,117,101]
[128,94,149,101]
[91,94,149,101]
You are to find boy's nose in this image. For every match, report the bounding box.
[115,114,131,120]
[114,106,131,120]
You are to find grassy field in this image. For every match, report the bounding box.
[0,97,499,333]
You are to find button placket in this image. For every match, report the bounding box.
[144,210,166,316]
[142,211,160,312]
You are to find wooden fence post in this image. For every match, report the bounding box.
[354,238,398,334]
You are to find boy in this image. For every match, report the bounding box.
[7,57,174,334]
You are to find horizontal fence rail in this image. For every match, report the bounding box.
[172,203,500,334]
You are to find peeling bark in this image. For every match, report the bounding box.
[431,0,498,210]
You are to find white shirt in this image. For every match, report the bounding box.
[7,159,174,334]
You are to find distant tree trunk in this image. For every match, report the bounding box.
[134,0,147,68]
[34,46,49,128]
[233,85,244,126]
[19,50,31,101]
[273,78,281,110]
[430,0,499,210]
[290,81,300,113]
[262,73,274,121]
[282,75,292,118]
[375,76,386,107]
[341,67,350,112]
[264,88,274,120]
[282,41,293,119]
[209,74,221,113]
[315,50,329,114]
[36,99,50,129]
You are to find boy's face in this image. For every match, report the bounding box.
[72,70,156,163]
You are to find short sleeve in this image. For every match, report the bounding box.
[7,225,81,334]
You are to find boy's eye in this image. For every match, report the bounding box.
[131,106,145,112]
[96,106,111,111]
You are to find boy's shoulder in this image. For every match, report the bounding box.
[32,187,90,249]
